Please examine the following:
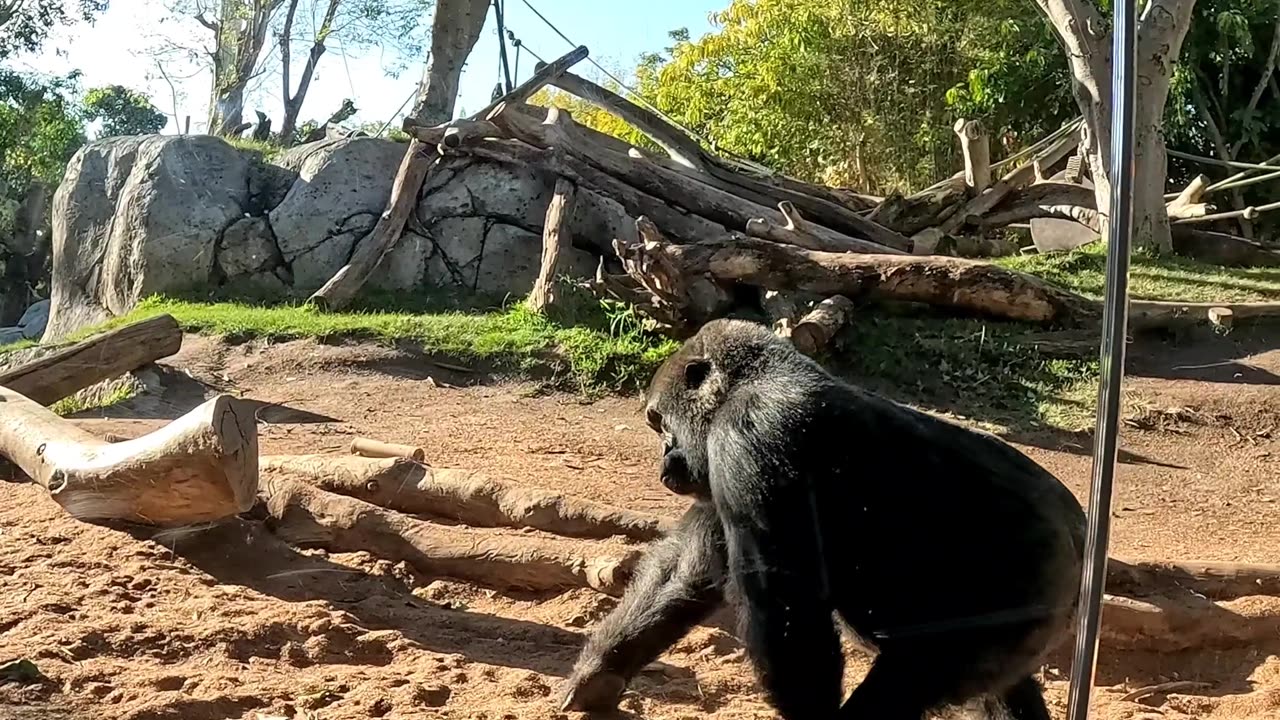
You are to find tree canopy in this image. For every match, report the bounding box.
[83,85,169,137]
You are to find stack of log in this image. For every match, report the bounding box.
[2,316,1279,654]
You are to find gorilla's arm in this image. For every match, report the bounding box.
[560,502,726,711]
[710,420,845,720]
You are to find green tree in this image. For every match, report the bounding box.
[0,0,108,57]
[83,85,168,137]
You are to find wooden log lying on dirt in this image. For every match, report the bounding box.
[1108,559,1280,600]
[613,219,1098,327]
[1098,593,1280,651]
[527,177,578,313]
[349,437,426,462]
[1128,300,1280,331]
[260,454,674,542]
[791,296,857,356]
[0,386,258,525]
[0,314,182,406]
[259,476,638,596]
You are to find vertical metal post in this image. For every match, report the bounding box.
[1065,1,1137,719]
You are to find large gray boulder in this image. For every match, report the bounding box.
[269,138,405,292]
[45,135,251,340]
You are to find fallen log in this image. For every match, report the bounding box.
[1108,559,1280,600]
[259,454,674,542]
[0,386,258,526]
[308,46,591,311]
[759,289,818,337]
[1170,226,1280,267]
[614,219,1098,327]
[868,180,968,236]
[527,177,579,313]
[349,437,426,462]
[791,296,857,356]
[1098,593,1280,651]
[1128,300,1280,331]
[259,476,638,596]
[954,118,991,193]
[0,314,182,406]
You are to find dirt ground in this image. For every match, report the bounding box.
[2,331,1279,720]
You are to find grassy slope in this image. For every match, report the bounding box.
[5,245,1279,427]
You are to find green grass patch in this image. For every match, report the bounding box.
[50,377,142,416]
[0,338,35,355]
[227,137,284,163]
[108,287,676,395]
[997,243,1280,302]
[826,312,1099,434]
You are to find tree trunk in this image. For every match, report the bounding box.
[208,80,247,137]
[412,0,491,125]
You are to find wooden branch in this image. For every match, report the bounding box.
[1165,174,1211,219]
[1230,14,1280,159]
[926,126,1081,241]
[307,144,440,310]
[547,70,705,171]
[1173,199,1280,225]
[488,103,907,253]
[791,295,856,356]
[527,177,578,313]
[745,200,907,255]
[1128,300,1280,331]
[0,387,258,526]
[954,118,991,192]
[349,437,426,462]
[308,46,590,311]
[869,180,968,235]
[473,46,590,122]
[616,220,1096,327]
[1171,227,1280,267]
[259,476,639,596]
[260,454,673,542]
[0,314,182,406]
[759,289,818,337]
[978,204,1102,233]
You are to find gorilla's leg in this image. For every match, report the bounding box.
[1001,675,1052,720]
[837,654,953,720]
[560,502,726,711]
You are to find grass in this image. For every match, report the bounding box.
[997,242,1280,302]
[94,285,677,395]
[50,376,143,416]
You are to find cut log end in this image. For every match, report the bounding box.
[791,296,856,356]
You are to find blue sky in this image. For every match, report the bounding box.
[12,0,720,135]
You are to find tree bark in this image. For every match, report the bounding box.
[0,314,182,406]
[259,454,673,541]
[278,0,340,146]
[791,295,857,356]
[527,177,578,313]
[0,387,258,526]
[412,0,491,126]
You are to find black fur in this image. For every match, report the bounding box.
[561,319,1086,720]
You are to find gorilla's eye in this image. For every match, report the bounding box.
[684,359,711,389]
[646,407,663,432]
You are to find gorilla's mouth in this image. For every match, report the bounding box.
[659,443,698,496]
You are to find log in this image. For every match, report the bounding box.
[1128,300,1280,331]
[0,314,182,406]
[489,102,909,251]
[745,201,907,255]
[349,437,426,462]
[1097,593,1280,651]
[868,180,967,236]
[308,46,590,311]
[1107,559,1280,600]
[259,476,638,596]
[259,454,674,542]
[0,387,258,526]
[978,204,1102,233]
[954,119,991,192]
[1170,226,1280,267]
[759,289,818,337]
[1165,174,1212,220]
[527,177,578,313]
[791,295,856,356]
[615,222,1098,327]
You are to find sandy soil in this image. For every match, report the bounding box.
[1,332,1278,720]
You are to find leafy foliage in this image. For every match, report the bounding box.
[0,0,108,57]
[0,70,86,197]
[83,85,169,137]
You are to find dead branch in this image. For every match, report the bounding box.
[349,437,426,462]
[0,314,182,406]
[745,201,907,255]
[0,387,258,526]
[954,118,991,192]
[258,476,638,596]
[259,454,673,542]
[527,177,578,313]
[1166,174,1212,219]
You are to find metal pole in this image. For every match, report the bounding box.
[1065,0,1137,718]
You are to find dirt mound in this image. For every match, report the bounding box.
[2,335,1278,719]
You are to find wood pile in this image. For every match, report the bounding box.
[2,317,1279,654]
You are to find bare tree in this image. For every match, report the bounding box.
[195,0,288,136]
[412,0,488,126]
[1033,0,1198,252]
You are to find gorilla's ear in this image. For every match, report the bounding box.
[683,358,711,389]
